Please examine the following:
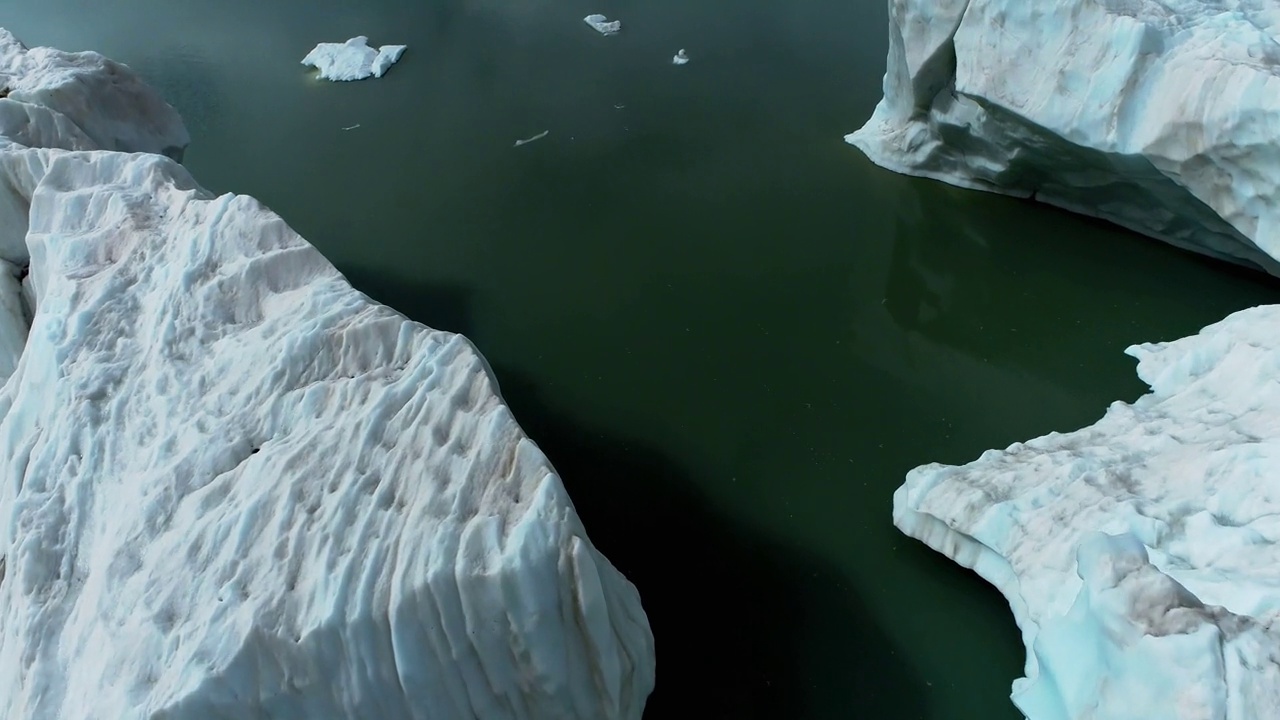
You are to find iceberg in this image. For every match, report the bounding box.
[896,305,1280,719]
[672,49,689,66]
[0,28,189,160]
[302,37,407,82]
[848,0,1280,275]
[584,14,622,36]
[0,29,654,720]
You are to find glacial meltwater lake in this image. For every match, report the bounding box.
[14,0,1280,717]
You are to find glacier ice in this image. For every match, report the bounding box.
[301,37,407,82]
[896,305,1280,719]
[0,29,654,720]
[848,0,1280,275]
[584,15,622,36]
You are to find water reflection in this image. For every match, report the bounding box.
[884,181,966,332]
[130,48,222,138]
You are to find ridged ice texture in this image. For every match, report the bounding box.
[895,305,1280,719]
[849,0,1280,274]
[0,30,655,720]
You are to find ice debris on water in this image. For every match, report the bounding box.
[672,49,689,65]
[584,14,621,35]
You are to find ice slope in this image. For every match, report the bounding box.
[302,37,407,82]
[896,305,1280,719]
[0,30,655,720]
[848,0,1280,275]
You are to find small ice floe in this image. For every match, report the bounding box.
[584,14,621,35]
[513,130,549,147]
[672,49,689,65]
[302,37,407,81]
[341,124,361,131]
[614,104,625,109]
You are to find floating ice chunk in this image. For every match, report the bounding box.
[513,130,549,147]
[584,14,621,35]
[301,36,407,82]
[672,49,689,65]
[895,303,1280,719]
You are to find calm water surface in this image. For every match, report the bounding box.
[12,0,1280,717]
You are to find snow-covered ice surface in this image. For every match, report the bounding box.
[848,0,1280,275]
[302,37,407,82]
[584,15,621,35]
[0,29,655,720]
[896,305,1280,719]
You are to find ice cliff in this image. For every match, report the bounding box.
[849,0,1280,274]
[0,28,654,719]
[896,304,1280,719]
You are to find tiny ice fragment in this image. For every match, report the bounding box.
[672,49,689,65]
[513,130,549,147]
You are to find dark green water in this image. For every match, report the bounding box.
[13,1,1280,717]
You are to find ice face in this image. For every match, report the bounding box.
[0,28,655,720]
[849,0,1280,275]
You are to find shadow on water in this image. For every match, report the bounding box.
[492,368,931,720]
[336,266,932,719]
[339,265,476,338]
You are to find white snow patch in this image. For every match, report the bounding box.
[896,304,1280,719]
[302,37,407,82]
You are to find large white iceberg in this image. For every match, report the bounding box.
[896,304,1280,719]
[0,29,654,719]
[849,0,1280,274]
[302,37,407,82]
